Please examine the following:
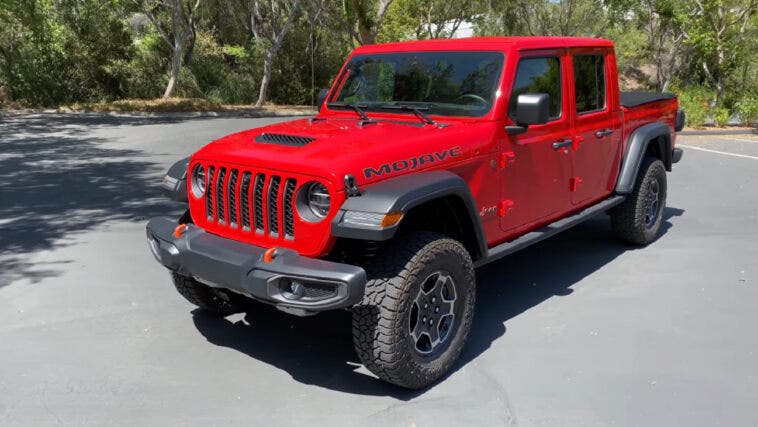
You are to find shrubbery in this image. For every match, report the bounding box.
[671,84,758,127]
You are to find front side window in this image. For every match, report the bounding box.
[509,57,562,120]
[332,51,504,117]
[573,54,606,113]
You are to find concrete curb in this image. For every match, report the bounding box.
[0,109,317,119]
[679,128,757,136]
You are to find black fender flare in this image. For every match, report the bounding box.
[161,157,190,202]
[615,122,672,194]
[330,170,487,258]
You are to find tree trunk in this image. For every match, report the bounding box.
[183,26,196,65]
[255,52,273,107]
[251,0,302,107]
[164,41,183,99]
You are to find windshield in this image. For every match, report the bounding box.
[331,51,504,117]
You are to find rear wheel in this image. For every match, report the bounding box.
[351,232,476,389]
[611,157,667,245]
[171,272,248,315]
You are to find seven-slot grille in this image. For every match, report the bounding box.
[203,165,297,239]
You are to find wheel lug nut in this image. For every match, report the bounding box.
[432,297,436,303]
[424,303,428,309]
[435,306,439,313]
[430,319,434,325]
[422,316,426,323]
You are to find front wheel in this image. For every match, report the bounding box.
[351,232,476,389]
[611,157,667,245]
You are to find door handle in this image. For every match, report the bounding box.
[595,129,613,138]
[552,139,573,150]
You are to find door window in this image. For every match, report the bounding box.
[509,57,562,121]
[573,55,606,114]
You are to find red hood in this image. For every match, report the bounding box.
[192,117,498,189]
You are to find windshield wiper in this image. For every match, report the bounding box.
[379,104,436,125]
[326,102,375,124]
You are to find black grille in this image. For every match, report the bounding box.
[228,169,238,226]
[205,166,215,220]
[283,179,296,238]
[240,172,251,229]
[216,167,226,224]
[254,133,315,146]
[253,173,265,232]
[202,164,298,240]
[268,176,281,236]
[303,283,337,299]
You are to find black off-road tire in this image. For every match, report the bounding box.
[351,232,476,389]
[611,157,667,245]
[170,272,248,315]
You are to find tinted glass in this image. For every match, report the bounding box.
[333,51,504,117]
[509,57,561,120]
[573,55,606,113]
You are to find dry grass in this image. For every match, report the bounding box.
[2,98,316,115]
[65,98,223,112]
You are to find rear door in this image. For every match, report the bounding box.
[500,50,573,233]
[569,48,620,205]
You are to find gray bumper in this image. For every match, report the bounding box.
[146,217,366,315]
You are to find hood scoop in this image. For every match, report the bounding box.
[255,133,315,146]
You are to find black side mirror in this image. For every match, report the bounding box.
[516,93,550,125]
[316,88,329,109]
[506,93,551,135]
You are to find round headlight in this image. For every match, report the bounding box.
[297,181,330,221]
[191,164,206,198]
[307,182,330,218]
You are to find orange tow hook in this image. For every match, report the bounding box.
[173,224,189,238]
[263,247,278,263]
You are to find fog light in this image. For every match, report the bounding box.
[282,280,305,300]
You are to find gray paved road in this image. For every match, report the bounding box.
[1,114,757,426]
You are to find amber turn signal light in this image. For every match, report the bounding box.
[263,247,278,263]
[173,224,189,238]
[380,211,404,227]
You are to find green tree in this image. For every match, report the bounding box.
[139,0,203,98]
[633,0,686,91]
[386,0,480,39]
[476,0,625,37]
[683,0,758,103]
[249,0,304,107]
[344,0,394,44]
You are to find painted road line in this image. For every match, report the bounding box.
[678,144,758,160]
[709,136,758,144]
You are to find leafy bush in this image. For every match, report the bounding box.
[207,72,259,104]
[672,84,714,127]
[713,107,730,127]
[735,93,758,126]
[123,34,166,99]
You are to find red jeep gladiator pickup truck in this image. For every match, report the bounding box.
[147,36,684,389]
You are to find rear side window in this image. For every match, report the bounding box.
[509,57,562,120]
[573,55,606,113]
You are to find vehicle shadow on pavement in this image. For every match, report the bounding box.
[0,114,196,287]
[191,207,684,398]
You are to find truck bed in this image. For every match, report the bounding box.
[620,92,676,108]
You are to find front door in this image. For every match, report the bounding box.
[569,49,620,205]
[500,50,573,233]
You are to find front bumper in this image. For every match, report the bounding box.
[146,217,366,316]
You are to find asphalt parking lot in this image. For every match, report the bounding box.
[1,114,757,426]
